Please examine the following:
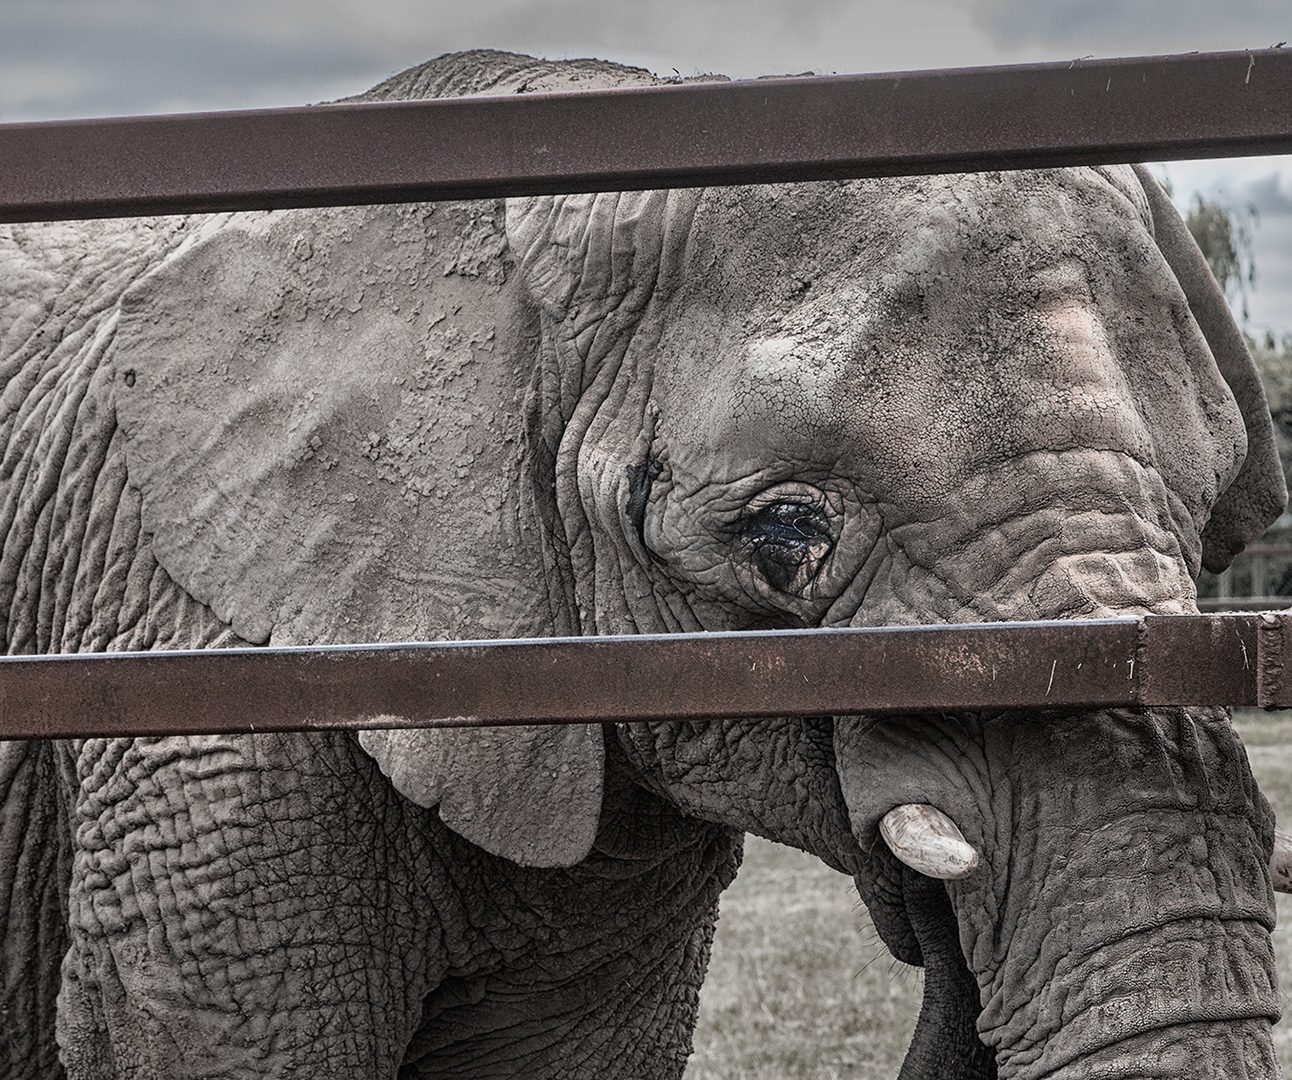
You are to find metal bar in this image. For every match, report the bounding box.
[1217,543,1292,557]
[1,50,1290,223]
[1257,612,1292,708]
[1139,612,1260,705]
[1198,596,1291,612]
[0,614,1275,740]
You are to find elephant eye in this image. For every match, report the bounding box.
[742,501,833,593]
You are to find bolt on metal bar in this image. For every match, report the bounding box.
[0,613,1278,740]
[1,50,1290,224]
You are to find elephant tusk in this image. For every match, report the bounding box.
[880,804,980,881]
[1271,829,1292,894]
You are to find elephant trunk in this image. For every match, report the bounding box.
[835,706,1281,1080]
[896,868,998,1080]
[978,826,1280,1079]
[1033,1018,1278,1079]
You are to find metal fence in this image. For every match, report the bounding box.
[2,48,1292,732]
[1199,515,1292,610]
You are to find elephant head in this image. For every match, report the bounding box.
[105,52,1286,1078]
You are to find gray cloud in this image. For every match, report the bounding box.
[1248,172,1292,218]
[0,0,1011,120]
[968,0,1290,54]
[1169,167,1292,336]
[0,2,393,119]
[1243,173,1292,335]
[4,0,1290,123]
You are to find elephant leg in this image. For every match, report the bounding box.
[397,789,743,1080]
[56,731,447,1079]
[898,869,996,1080]
[400,917,724,1080]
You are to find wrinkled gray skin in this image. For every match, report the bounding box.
[1,50,1287,1080]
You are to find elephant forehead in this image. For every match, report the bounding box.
[651,169,1227,515]
[662,170,1161,425]
[678,165,1150,303]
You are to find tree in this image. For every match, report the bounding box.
[1179,191,1288,475]
[1181,190,1292,603]
[1184,193,1259,322]
[1249,333,1292,484]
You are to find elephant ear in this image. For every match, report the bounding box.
[110,202,603,868]
[1133,165,1288,572]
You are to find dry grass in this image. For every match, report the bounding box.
[687,714,1292,1077]
[685,838,919,1079]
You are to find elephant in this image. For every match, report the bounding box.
[1,47,1288,1080]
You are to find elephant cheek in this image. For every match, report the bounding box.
[831,713,988,859]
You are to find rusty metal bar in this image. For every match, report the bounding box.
[0,613,1278,740]
[1257,612,1292,708]
[1199,597,1292,612]
[1,50,1290,224]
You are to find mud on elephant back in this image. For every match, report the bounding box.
[0,49,1288,1080]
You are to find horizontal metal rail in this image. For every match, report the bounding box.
[1199,597,1292,612]
[1,50,1290,223]
[1,612,1287,739]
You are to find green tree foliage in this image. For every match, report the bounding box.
[1183,194,1292,606]
[1182,194,1291,488]
[1250,332,1292,492]
[1185,193,1259,321]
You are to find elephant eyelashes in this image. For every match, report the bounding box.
[742,502,833,593]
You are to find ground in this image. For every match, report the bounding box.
[686,713,1292,1078]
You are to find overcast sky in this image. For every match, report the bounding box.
[3,0,1290,334]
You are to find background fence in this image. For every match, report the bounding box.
[1201,514,1292,610]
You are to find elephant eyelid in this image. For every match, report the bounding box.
[742,502,828,542]
[739,502,833,591]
